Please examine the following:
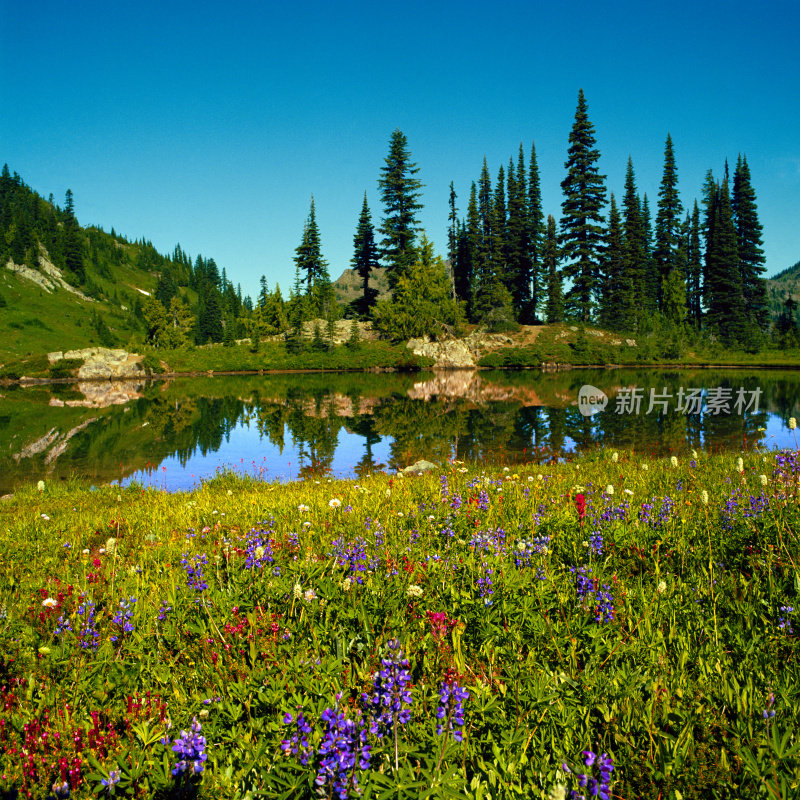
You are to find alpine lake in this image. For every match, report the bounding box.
[2,366,800,496]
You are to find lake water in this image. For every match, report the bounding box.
[2,367,799,494]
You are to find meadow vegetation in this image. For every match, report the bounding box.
[1,445,799,798]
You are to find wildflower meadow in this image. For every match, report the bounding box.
[1,444,799,798]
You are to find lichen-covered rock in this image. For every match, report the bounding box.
[47,348,145,379]
[406,331,513,368]
[400,459,438,476]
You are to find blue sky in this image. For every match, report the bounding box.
[2,0,798,301]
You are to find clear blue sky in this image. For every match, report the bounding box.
[2,0,798,301]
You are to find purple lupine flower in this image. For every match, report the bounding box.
[476,563,494,606]
[181,553,209,595]
[566,749,614,800]
[76,600,100,651]
[436,681,469,742]
[315,707,371,800]
[158,600,171,621]
[779,605,794,633]
[244,527,275,570]
[571,566,594,600]
[171,717,207,777]
[110,596,137,643]
[593,585,615,624]
[281,708,313,765]
[363,639,413,737]
[100,769,121,794]
[588,531,604,557]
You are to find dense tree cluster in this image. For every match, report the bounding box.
[0,90,782,351]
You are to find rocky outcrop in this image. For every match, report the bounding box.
[406,332,513,368]
[399,459,438,476]
[5,252,94,301]
[47,348,145,380]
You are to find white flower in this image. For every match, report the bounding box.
[624,488,634,496]
[611,451,618,463]
[41,514,50,521]
[657,580,667,594]
[42,597,57,608]
[298,504,310,513]
[329,498,341,509]
[37,480,45,492]
[760,474,768,486]
[736,457,744,473]
[427,515,435,522]
[457,467,468,473]
[406,584,423,598]
[670,456,678,468]
[82,548,90,555]
[538,474,544,481]
[293,583,302,600]
[254,546,265,560]
[642,464,649,471]
[548,783,567,800]
[303,589,317,602]
[340,577,353,591]
[691,449,698,460]
[105,537,117,556]
[789,417,797,430]
[302,521,311,529]
[503,467,510,472]
[605,485,614,495]
[98,547,106,555]
[516,541,527,552]
[701,490,709,505]
[397,511,404,517]
[227,489,233,496]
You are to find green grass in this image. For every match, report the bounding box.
[1,446,799,798]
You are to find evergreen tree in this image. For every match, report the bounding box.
[620,158,648,327]
[155,267,178,308]
[258,275,269,309]
[447,181,458,297]
[526,141,545,321]
[641,193,658,309]
[685,203,703,328]
[705,175,745,344]
[294,196,333,317]
[351,192,379,317]
[598,194,624,329]
[654,133,683,310]
[458,182,481,319]
[62,188,85,282]
[378,129,423,290]
[732,155,768,328]
[560,89,606,321]
[197,285,224,344]
[543,215,564,323]
[506,147,532,316]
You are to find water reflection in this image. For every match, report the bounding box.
[1,368,798,493]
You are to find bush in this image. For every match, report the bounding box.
[48,358,83,380]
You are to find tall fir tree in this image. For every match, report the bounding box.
[559,89,606,321]
[705,174,745,344]
[506,148,532,316]
[378,129,423,290]
[685,202,703,328]
[62,188,85,283]
[294,196,333,317]
[460,182,481,319]
[654,133,683,311]
[732,155,768,328]
[598,194,624,329]
[620,158,648,327]
[526,141,545,321]
[447,181,458,298]
[351,192,380,317]
[543,215,564,323]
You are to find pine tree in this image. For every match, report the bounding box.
[620,158,648,327]
[732,155,768,328]
[294,196,333,317]
[447,181,458,297]
[685,203,703,327]
[378,129,423,290]
[705,175,745,344]
[598,194,624,329]
[641,193,657,309]
[506,147,532,316]
[559,89,606,321]
[351,192,379,317]
[459,182,480,319]
[543,215,564,323]
[527,141,545,321]
[654,134,683,311]
[62,189,85,283]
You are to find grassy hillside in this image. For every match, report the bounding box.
[767,259,800,318]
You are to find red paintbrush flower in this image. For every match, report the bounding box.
[575,493,586,521]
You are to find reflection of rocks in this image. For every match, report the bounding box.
[299,395,381,418]
[48,381,144,408]
[47,348,144,379]
[407,332,514,368]
[13,418,97,465]
[408,370,543,406]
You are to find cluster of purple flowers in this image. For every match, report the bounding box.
[363,639,413,736]
[331,537,370,584]
[763,692,776,721]
[76,600,99,650]
[514,535,550,569]
[281,708,313,765]
[476,564,494,606]
[588,531,604,557]
[779,605,794,632]
[773,450,800,483]
[110,596,136,643]
[598,500,629,524]
[564,750,614,800]
[181,552,209,595]
[436,681,469,742]
[593,585,615,624]
[638,496,676,528]
[440,474,449,501]
[243,528,277,572]
[54,614,73,637]
[315,707,371,800]
[100,768,120,793]
[158,600,171,621]
[169,717,207,777]
[571,566,594,600]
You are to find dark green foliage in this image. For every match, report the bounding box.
[732,155,768,329]
[654,134,683,310]
[197,285,224,344]
[294,197,334,318]
[559,90,606,321]
[598,195,624,329]
[685,202,703,328]
[48,357,83,380]
[91,310,116,347]
[543,215,564,324]
[62,189,86,283]
[526,141,545,321]
[621,159,649,327]
[351,193,380,317]
[154,267,178,307]
[378,129,423,290]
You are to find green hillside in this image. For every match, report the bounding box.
[767,259,800,315]
[0,166,210,362]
